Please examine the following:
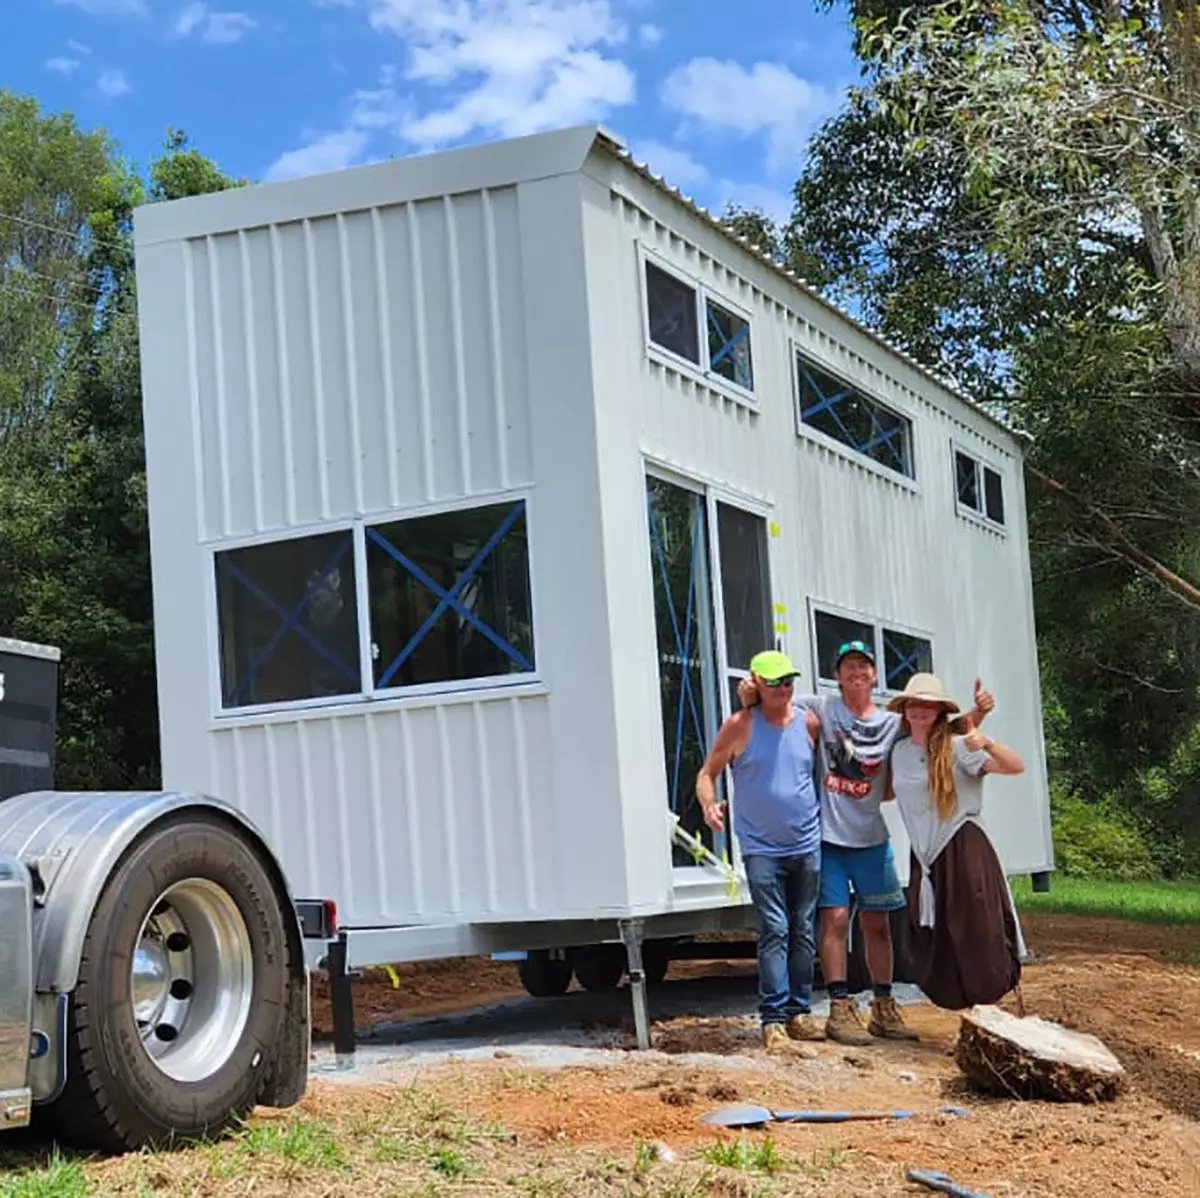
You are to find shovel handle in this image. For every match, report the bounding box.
[906,1167,991,1198]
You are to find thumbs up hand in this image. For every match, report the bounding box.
[962,716,991,752]
[973,677,995,716]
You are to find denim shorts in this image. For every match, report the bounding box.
[818,840,906,912]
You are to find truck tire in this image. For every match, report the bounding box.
[572,945,625,992]
[42,812,291,1152]
[516,950,572,997]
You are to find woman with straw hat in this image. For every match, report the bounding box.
[886,673,1026,1010]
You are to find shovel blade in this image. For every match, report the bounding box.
[699,1104,774,1128]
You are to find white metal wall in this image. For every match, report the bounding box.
[580,151,1053,894]
[136,142,637,928]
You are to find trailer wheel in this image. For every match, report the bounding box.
[572,945,625,992]
[43,812,291,1152]
[516,950,572,997]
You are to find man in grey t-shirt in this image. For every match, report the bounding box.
[744,639,994,1044]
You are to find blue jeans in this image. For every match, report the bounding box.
[744,850,821,1026]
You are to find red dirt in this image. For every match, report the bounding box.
[299,911,1200,1196]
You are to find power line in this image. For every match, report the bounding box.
[0,210,129,257]
[1,264,114,303]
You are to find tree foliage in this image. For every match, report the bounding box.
[0,91,240,787]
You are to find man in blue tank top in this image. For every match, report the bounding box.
[695,650,824,1053]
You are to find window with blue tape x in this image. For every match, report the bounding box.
[796,350,914,478]
[215,531,361,709]
[366,501,535,690]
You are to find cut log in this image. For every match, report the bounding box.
[955,1005,1126,1103]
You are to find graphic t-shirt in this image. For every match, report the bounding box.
[799,694,903,849]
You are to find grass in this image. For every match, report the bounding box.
[1010,874,1200,924]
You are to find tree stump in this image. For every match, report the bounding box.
[955,1005,1126,1103]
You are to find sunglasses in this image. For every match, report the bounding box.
[759,676,796,689]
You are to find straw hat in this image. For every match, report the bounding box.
[886,672,961,714]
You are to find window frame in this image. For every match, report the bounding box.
[206,490,544,721]
[807,600,935,698]
[643,458,779,883]
[951,439,1008,533]
[208,518,366,719]
[638,245,758,407]
[791,342,920,488]
[365,494,540,702]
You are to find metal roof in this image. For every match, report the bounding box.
[585,126,1021,448]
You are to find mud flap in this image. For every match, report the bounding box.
[0,855,33,1129]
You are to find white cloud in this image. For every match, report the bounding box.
[46,56,82,74]
[171,3,258,43]
[55,0,147,15]
[713,181,793,226]
[632,140,710,189]
[661,57,837,169]
[96,68,132,97]
[328,0,636,149]
[637,22,662,47]
[265,128,374,182]
[632,140,793,227]
[68,39,93,54]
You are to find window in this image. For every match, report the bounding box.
[812,606,933,693]
[814,609,876,683]
[954,448,1005,526]
[716,501,772,673]
[646,476,722,865]
[707,298,754,391]
[646,261,700,365]
[643,256,756,396]
[795,350,914,478]
[881,628,933,692]
[215,531,361,709]
[366,501,535,690]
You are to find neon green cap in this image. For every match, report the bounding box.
[748,650,800,682]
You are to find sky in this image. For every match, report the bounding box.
[7,0,863,224]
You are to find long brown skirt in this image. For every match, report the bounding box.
[905,821,1021,1010]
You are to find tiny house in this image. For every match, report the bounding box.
[132,125,1053,990]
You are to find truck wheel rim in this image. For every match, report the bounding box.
[130,878,254,1083]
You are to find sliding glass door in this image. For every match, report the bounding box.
[645,471,774,873]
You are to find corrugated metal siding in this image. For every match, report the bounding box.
[205,695,556,923]
[590,180,1052,882]
[183,188,534,540]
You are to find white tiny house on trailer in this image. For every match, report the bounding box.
[132,125,1054,1035]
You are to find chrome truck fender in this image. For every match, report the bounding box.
[0,790,308,1112]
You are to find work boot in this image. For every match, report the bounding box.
[786,1013,825,1042]
[761,1023,816,1057]
[761,1023,790,1053]
[868,995,920,1042]
[824,997,874,1046]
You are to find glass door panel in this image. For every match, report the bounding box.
[646,476,722,866]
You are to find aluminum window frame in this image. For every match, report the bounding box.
[638,244,759,407]
[206,489,546,720]
[807,599,936,698]
[791,342,920,487]
[951,439,1008,533]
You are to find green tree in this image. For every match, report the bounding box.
[0,95,241,787]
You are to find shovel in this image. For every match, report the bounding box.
[906,1167,992,1198]
[700,1104,972,1128]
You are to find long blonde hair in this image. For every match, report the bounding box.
[905,708,958,822]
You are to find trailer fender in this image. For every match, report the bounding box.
[0,790,308,1108]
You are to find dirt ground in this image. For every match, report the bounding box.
[294,912,1200,1196]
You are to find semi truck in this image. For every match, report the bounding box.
[0,636,314,1152]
